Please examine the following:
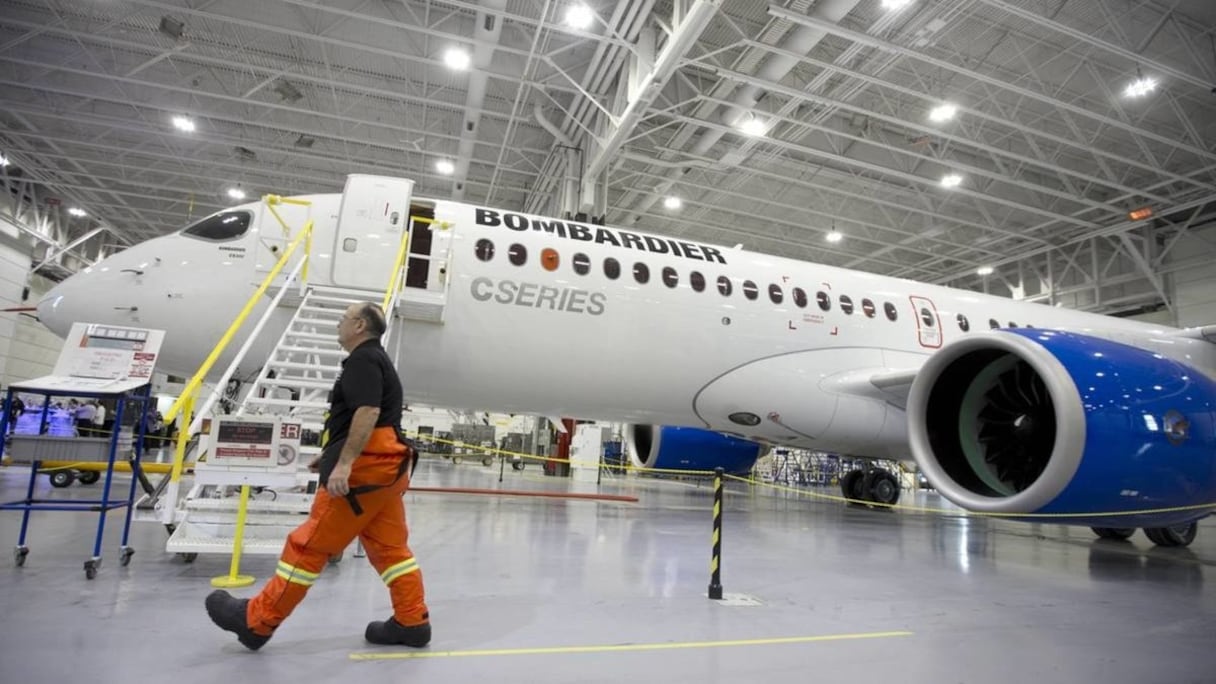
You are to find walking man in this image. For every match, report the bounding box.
[206,302,430,650]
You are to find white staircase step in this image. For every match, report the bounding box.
[268,361,340,373]
[167,519,295,556]
[242,397,331,410]
[261,377,335,391]
[277,345,347,356]
[284,330,340,342]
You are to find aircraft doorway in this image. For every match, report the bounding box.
[331,175,414,290]
[910,295,942,348]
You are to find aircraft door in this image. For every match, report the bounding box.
[331,175,415,290]
[909,295,942,348]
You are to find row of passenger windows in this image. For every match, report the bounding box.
[475,239,1033,331]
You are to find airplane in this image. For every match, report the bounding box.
[33,174,1216,547]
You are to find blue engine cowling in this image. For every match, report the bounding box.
[626,425,763,475]
[907,329,1216,528]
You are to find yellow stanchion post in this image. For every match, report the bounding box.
[708,466,724,600]
[211,483,255,588]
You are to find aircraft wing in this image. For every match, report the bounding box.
[822,368,919,410]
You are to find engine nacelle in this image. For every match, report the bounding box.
[907,329,1216,528]
[626,425,763,474]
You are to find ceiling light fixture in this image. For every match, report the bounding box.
[976,265,994,276]
[881,0,914,10]
[171,115,195,132]
[940,173,963,188]
[0,153,8,166]
[443,47,471,71]
[565,4,594,30]
[68,207,87,217]
[1123,75,1157,98]
[435,159,455,175]
[227,187,247,200]
[928,102,957,122]
[663,196,682,210]
[825,229,843,243]
[739,115,767,137]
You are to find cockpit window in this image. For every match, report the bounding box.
[181,211,252,241]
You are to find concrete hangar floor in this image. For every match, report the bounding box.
[0,457,1213,684]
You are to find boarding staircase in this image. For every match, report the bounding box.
[156,181,453,560]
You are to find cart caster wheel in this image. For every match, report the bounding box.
[482,457,493,466]
[78,471,101,485]
[451,456,462,464]
[50,470,75,488]
[14,546,29,567]
[120,547,135,566]
[84,558,101,580]
[176,552,198,563]
[512,461,526,471]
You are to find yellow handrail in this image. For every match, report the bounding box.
[164,210,314,424]
[380,215,451,312]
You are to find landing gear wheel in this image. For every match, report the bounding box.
[120,547,134,567]
[840,470,867,504]
[863,469,901,506]
[14,546,29,567]
[1144,522,1198,547]
[78,471,101,485]
[50,470,75,488]
[84,558,101,580]
[176,552,198,563]
[1091,527,1136,541]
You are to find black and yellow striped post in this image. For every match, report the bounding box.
[708,466,724,600]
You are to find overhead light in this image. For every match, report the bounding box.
[227,187,246,200]
[976,265,994,276]
[171,115,195,132]
[435,159,455,175]
[1127,206,1153,221]
[940,173,963,188]
[738,115,767,137]
[663,196,682,210]
[881,0,914,9]
[0,152,8,166]
[928,103,957,122]
[68,207,86,217]
[1123,76,1157,98]
[565,4,594,30]
[158,16,185,40]
[443,47,471,71]
[825,230,843,243]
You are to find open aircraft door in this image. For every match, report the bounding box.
[331,175,414,290]
[395,201,454,324]
[909,295,943,349]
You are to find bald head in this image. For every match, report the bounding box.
[337,301,387,350]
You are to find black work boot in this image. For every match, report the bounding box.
[205,590,272,651]
[365,617,431,647]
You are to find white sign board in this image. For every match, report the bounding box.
[207,415,301,474]
[14,322,166,395]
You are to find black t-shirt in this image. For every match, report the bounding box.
[324,339,403,446]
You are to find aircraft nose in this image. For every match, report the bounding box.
[37,283,73,337]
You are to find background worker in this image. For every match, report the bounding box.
[205,302,430,650]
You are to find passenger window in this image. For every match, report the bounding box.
[861,298,876,318]
[508,243,527,266]
[884,302,898,321]
[1008,322,1018,328]
[474,239,494,262]
[662,266,679,288]
[181,211,252,241]
[717,276,732,296]
[604,257,621,280]
[572,252,590,275]
[768,284,783,304]
[839,295,854,315]
[920,307,934,327]
[541,248,559,272]
[792,287,808,308]
[957,314,970,332]
[988,318,999,329]
[742,280,759,300]
[633,262,650,284]
[690,271,706,292]
[816,291,831,311]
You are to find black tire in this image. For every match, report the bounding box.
[1144,522,1198,547]
[512,461,526,471]
[49,471,75,488]
[482,457,493,466]
[863,470,901,506]
[840,470,867,503]
[78,471,101,485]
[177,552,198,563]
[1091,527,1136,541]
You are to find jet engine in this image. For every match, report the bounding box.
[907,329,1216,544]
[625,425,764,475]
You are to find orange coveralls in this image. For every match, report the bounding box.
[246,427,428,635]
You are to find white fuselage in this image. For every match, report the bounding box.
[37,182,1216,461]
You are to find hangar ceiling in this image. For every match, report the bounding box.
[2,0,1215,317]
